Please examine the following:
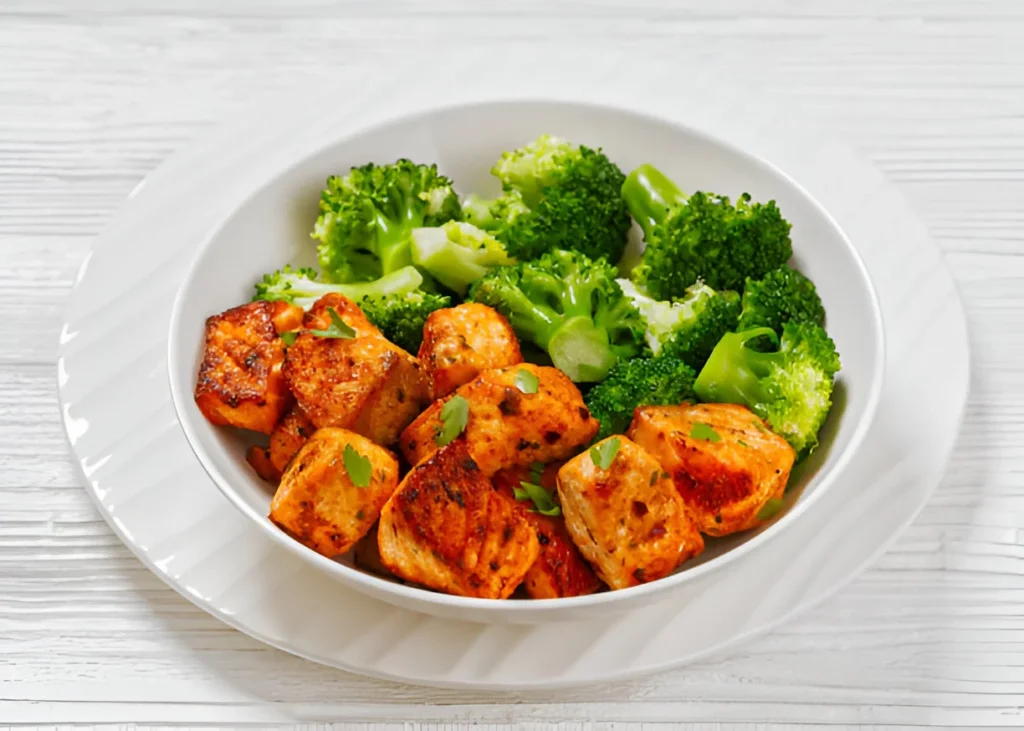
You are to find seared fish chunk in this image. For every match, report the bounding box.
[284,294,429,445]
[194,300,303,433]
[492,464,604,599]
[628,403,795,536]
[246,444,282,484]
[269,427,400,557]
[418,303,523,399]
[557,436,703,590]
[378,442,539,599]
[269,406,315,474]
[400,363,598,475]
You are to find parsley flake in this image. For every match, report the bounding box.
[590,437,621,470]
[514,481,561,516]
[342,444,372,488]
[435,395,469,446]
[308,306,357,339]
[280,330,299,346]
[514,368,539,394]
[757,497,785,521]
[690,423,722,442]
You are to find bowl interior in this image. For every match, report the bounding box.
[169,100,882,599]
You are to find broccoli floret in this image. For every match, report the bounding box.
[312,159,461,283]
[358,290,451,353]
[253,264,424,309]
[468,249,643,382]
[738,265,825,334]
[585,357,696,440]
[409,221,515,296]
[465,135,632,263]
[694,322,841,457]
[618,278,740,371]
[624,163,793,298]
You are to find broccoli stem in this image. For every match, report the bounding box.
[693,327,779,405]
[622,164,689,241]
[548,316,618,382]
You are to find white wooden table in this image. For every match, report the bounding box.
[2,1,1022,727]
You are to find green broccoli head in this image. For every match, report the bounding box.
[738,265,825,334]
[623,164,793,298]
[694,321,841,458]
[466,135,632,263]
[618,278,740,371]
[358,290,451,354]
[312,159,461,283]
[468,249,644,382]
[252,264,424,309]
[409,221,515,296]
[585,356,696,441]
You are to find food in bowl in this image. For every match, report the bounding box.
[191,134,841,600]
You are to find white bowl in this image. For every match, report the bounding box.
[167,99,884,624]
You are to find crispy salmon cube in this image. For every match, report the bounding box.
[492,464,604,599]
[628,403,795,536]
[399,363,598,475]
[269,427,400,558]
[377,442,539,599]
[194,300,302,434]
[418,303,523,399]
[283,294,429,445]
[268,406,315,473]
[557,436,703,590]
[246,445,282,484]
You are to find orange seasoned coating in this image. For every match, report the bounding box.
[246,444,282,484]
[628,403,795,537]
[269,427,400,558]
[557,436,703,590]
[377,442,539,599]
[491,464,604,599]
[283,294,429,445]
[399,363,598,475]
[417,303,523,399]
[268,406,314,473]
[194,300,303,434]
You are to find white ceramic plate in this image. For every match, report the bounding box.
[58,48,969,689]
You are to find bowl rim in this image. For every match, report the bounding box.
[166,96,886,616]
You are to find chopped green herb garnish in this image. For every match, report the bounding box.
[280,330,299,346]
[590,437,621,470]
[529,460,545,483]
[649,470,659,486]
[308,306,357,339]
[515,368,539,394]
[753,420,768,433]
[356,509,365,520]
[435,395,469,446]
[690,423,722,442]
[757,497,785,521]
[342,444,372,488]
[514,481,561,516]
[737,440,749,448]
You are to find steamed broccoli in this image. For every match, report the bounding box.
[738,265,825,334]
[312,159,461,283]
[253,264,424,309]
[694,322,841,457]
[623,163,793,298]
[358,291,451,353]
[585,357,696,440]
[464,135,631,263]
[410,221,515,296]
[618,278,740,371]
[468,249,643,382]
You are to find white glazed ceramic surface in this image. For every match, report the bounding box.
[57,49,968,688]
[167,100,883,623]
